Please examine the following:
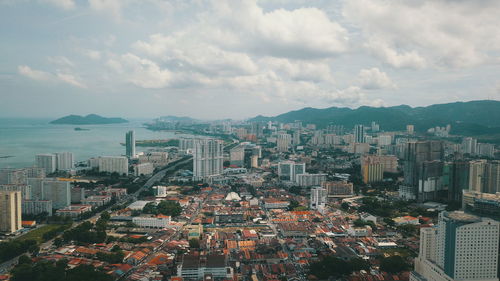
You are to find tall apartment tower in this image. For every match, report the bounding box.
[401,141,444,200]
[193,139,224,181]
[125,130,136,158]
[310,186,327,212]
[35,154,57,174]
[277,132,292,152]
[354,124,365,143]
[0,190,22,233]
[411,211,499,281]
[55,152,74,170]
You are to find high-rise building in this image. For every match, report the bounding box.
[0,190,22,233]
[400,141,444,200]
[411,211,499,281]
[407,124,414,135]
[469,159,487,193]
[354,124,365,143]
[277,161,306,182]
[461,137,477,155]
[193,139,224,181]
[323,181,354,198]
[125,130,136,158]
[229,143,261,168]
[35,154,57,174]
[55,152,74,170]
[0,184,32,200]
[276,132,292,152]
[296,173,327,187]
[446,161,470,202]
[98,156,129,175]
[0,168,27,184]
[310,186,327,212]
[42,180,71,209]
[477,143,495,158]
[483,160,500,194]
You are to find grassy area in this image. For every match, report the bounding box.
[381,247,416,258]
[16,224,64,243]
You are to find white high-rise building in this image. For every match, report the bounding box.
[310,186,327,212]
[42,180,71,209]
[0,190,22,233]
[277,132,292,152]
[354,124,365,143]
[411,211,499,281]
[55,152,74,170]
[98,156,128,175]
[193,139,223,181]
[35,154,57,174]
[125,130,136,158]
[461,137,477,155]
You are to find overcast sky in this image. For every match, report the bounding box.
[1,0,500,119]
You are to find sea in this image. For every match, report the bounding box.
[0,118,196,168]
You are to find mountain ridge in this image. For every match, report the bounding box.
[249,100,500,135]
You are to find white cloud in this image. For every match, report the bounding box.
[358,67,395,90]
[48,56,75,67]
[80,49,101,60]
[18,65,86,88]
[209,0,349,59]
[18,65,53,81]
[321,86,386,107]
[42,0,75,10]
[344,0,500,68]
[116,53,172,88]
[88,0,122,21]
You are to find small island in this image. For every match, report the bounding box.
[74,127,90,131]
[50,114,128,125]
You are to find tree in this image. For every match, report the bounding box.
[18,255,32,265]
[189,238,200,249]
[157,200,182,217]
[54,238,63,247]
[383,217,396,227]
[341,202,349,210]
[380,256,409,273]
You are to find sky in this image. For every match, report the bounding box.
[1,0,500,120]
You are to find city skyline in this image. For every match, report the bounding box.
[1,0,500,119]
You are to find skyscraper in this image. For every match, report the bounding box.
[310,186,327,212]
[193,139,224,181]
[125,130,136,158]
[98,156,129,175]
[411,211,499,281]
[35,154,57,174]
[276,132,292,152]
[354,124,365,143]
[400,141,444,200]
[0,190,22,233]
[55,152,74,170]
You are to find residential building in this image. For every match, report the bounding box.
[310,186,327,212]
[132,215,170,228]
[35,154,57,174]
[177,254,233,280]
[134,162,154,176]
[277,132,292,152]
[411,211,499,281]
[354,124,365,143]
[323,181,354,197]
[0,184,32,200]
[296,173,327,187]
[193,138,224,181]
[125,130,136,158]
[138,151,168,168]
[55,204,92,218]
[22,200,53,216]
[0,191,22,233]
[42,180,71,209]
[55,152,74,170]
[462,190,500,217]
[277,161,305,182]
[98,156,128,175]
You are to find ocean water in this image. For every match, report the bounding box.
[0,118,195,168]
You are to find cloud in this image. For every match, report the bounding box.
[358,67,395,90]
[322,86,386,107]
[80,49,101,60]
[42,0,75,10]
[113,53,172,88]
[208,0,349,59]
[88,0,121,21]
[18,65,86,88]
[48,56,75,67]
[343,0,500,68]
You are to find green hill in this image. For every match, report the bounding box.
[50,114,128,125]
